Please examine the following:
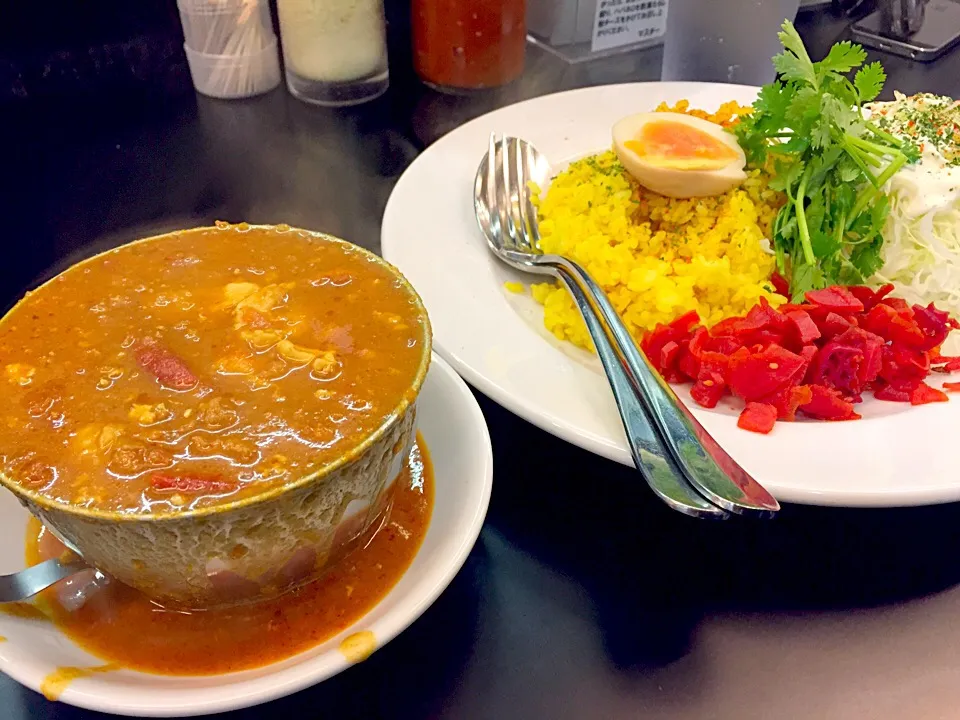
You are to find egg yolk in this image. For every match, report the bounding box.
[624,121,739,171]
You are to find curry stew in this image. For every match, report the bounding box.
[20,437,433,676]
[0,224,429,515]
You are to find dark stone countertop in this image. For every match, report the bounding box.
[6,8,960,720]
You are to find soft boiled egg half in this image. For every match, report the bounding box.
[612,112,747,198]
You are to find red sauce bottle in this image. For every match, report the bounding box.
[412,0,526,92]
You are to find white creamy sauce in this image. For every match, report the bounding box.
[886,146,960,217]
[865,93,960,217]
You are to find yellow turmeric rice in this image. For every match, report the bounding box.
[526,101,787,352]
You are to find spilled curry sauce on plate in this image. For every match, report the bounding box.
[6,436,433,683]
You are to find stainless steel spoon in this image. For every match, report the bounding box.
[0,527,91,603]
[0,556,91,603]
[475,134,780,518]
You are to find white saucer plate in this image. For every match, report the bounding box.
[383,81,960,508]
[0,353,492,716]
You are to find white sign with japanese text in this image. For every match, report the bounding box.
[591,0,668,53]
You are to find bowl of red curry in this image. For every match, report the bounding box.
[0,222,432,608]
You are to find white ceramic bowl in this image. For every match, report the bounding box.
[0,353,492,716]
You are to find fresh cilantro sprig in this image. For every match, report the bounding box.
[735,21,918,299]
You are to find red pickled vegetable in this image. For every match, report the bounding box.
[690,381,724,408]
[698,351,730,376]
[660,341,681,373]
[717,299,788,348]
[640,284,958,433]
[910,382,948,405]
[862,304,926,347]
[704,335,742,355]
[785,309,821,345]
[833,327,884,385]
[807,343,864,399]
[738,402,778,434]
[800,385,861,421]
[805,287,864,314]
[727,345,805,401]
[770,272,790,298]
[874,380,914,403]
[937,358,960,373]
[912,303,960,352]
[759,384,813,421]
[677,348,700,380]
[882,296,912,314]
[687,327,709,358]
[943,382,960,392]
[816,311,853,340]
[878,344,930,385]
[642,311,700,382]
[779,302,818,315]
[848,284,894,312]
[799,344,818,371]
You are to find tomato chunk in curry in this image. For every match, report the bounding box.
[0,225,428,514]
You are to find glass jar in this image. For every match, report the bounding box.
[277,0,389,106]
[412,0,526,93]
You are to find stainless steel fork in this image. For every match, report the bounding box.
[475,134,780,519]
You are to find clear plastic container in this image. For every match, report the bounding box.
[178,0,274,55]
[184,37,281,99]
[527,0,664,64]
[660,0,801,84]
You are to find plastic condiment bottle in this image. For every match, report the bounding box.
[412,0,527,93]
[277,0,389,106]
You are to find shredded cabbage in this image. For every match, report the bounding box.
[874,192,960,352]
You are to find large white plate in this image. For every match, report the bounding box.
[382,81,960,508]
[0,353,492,716]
